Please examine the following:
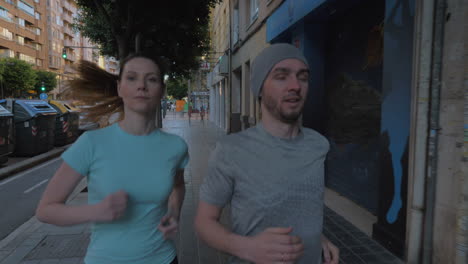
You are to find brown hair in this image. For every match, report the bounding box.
[63,52,167,125]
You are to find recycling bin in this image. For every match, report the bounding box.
[0,101,14,164]
[48,100,80,146]
[0,99,57,156]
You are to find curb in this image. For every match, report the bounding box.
[0,146,69,181]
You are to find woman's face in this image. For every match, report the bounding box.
[117,57,164,115]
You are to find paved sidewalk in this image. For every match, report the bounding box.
[0,112,403,264]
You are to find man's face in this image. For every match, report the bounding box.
[261,58,309,124]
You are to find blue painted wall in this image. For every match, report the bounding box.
[293,21,327,133]
[379,0,415,224]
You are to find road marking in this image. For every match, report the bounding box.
[24,179,49,194]
[0,157,61,187]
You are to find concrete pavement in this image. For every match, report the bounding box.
[0,112,403,264]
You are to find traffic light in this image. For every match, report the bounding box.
[62,48,67,59]
[41,81,45,91]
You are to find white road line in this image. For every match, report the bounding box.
[24,179,49,194]
[0,157,61,187]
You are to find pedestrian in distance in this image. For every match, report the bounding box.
[188,100,193,124]
[195,43,339,264]
[200,105,205,121]
[162,98,167,119]
[36,52,189,264]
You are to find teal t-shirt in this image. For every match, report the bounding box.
[62,123,189,264]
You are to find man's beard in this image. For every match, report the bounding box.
[262,93,303,124]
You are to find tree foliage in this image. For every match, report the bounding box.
[0,58,36,97]
[166,78,188,100]
[34,70,57,94]
[74,0,219,77]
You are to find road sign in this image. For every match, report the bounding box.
[39,93,48,100]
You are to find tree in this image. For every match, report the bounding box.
[0,58,36,98]
[34,70,57,94]
[73,0,219,77]
[166,77,188,100]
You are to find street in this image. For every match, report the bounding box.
[0,157,61,241]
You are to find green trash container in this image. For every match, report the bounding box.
[0,100,14,164]
[48,100,80,146]
[1,99,57,156]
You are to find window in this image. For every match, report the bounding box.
[35,0,40,3]
[0,49,14,58]
[36,59,42,66]
[19,53,35,64]
[233,3,239,44]
[0,27,13,40]
[249,0,259,23]
[35,28,41,35]
[5,0,13,4]
[18,18,25,27]
[48,55,53,65]
[35,12,40,20]
[35,43,41,51]
[0,7,12,22]
[17,36,24,45]
[56,15,62,26]
[18,0,35,16]
[52,41,56,51]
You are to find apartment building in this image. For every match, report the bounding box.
[0,0,47,68]
[207,0,230,130]
[46,0,77,74]
[207,0,283,132]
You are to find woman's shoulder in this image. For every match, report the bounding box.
[158,130,187,148]
[82,123,117,140]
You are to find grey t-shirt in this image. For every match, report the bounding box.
[200,123,330,264]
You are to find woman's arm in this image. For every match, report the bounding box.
[168,169,186,219]
[36,161,127,226]
[158,169,186,238]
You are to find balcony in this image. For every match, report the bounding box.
[63,26,74,37]
[64,53,76,62]
[62,13,73,24]
[62,1,75,12]
[49,62,60,70]
[24,43,37,51]
[64,39,73,47]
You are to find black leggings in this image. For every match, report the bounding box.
[170,257,178,264]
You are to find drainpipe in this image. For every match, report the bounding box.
[421,0,446,262]
[227,0,232,133]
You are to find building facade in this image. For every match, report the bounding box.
[207,0,230,131]
[208,0,468,263]
[0,0,47,68]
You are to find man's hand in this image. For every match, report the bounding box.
[322,235,339,264]
[158,210,179,240]
[242,227,304,264]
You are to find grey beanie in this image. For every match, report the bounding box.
[250,43,309,98]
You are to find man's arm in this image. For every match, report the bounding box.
[195,201,247,258]
[195,201,304,264]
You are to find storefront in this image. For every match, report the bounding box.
[267,0,415,257]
